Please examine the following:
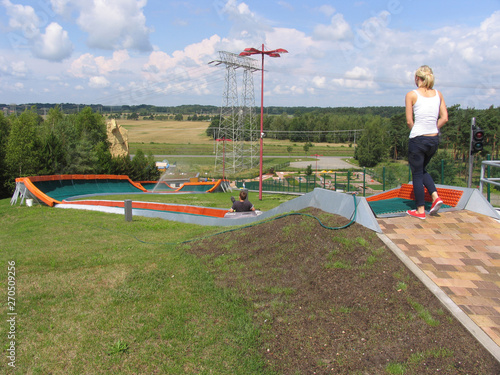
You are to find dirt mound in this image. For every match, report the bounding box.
[187,207,500,374]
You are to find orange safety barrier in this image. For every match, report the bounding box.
[367,184,463,208]
[21,174,146,191]
[174,181,218,192]
[15,175,148,207]
[207,179,223,193]
[137,181,174,190]
[65,200,229,218]
[16,177,60,207]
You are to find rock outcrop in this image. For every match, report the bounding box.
[107,119,129,157]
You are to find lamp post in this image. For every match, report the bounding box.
[310,154,323,174]
[240,44,288,200]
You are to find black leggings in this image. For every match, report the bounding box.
[408,135,439,207]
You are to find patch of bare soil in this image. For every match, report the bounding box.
[187,207,500,374]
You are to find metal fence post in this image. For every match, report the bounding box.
[441,159,444,184]
[124,200,133,222]
[383,166,386,191]
[363,168,366,197]
[487,154,491,202]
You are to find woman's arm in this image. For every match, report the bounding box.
[437,91,448,129]
[405,91,416,129]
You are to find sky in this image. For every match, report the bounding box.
[0,0,499,109]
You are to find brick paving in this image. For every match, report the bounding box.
[378,210,500,346]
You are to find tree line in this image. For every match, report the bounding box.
[207,105,499,168]
[2,103,405,117]
[0,106,160,199]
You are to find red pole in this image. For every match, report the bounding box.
[240,44,287,200]
[259,44,264,200]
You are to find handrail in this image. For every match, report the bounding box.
[479,160,500,194]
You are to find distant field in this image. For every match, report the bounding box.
[118,119,213,144]
[118,119,354,154]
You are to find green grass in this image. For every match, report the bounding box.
[408,298,441,327]
[73,191,296,211]
[130,142,355,157]
[140,154,310,178]
[386,348,454,374]
[0,198,280,374]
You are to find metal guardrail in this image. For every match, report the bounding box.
[480,160,500,194]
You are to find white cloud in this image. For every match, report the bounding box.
[2,0,40,36]
[2,0,73,61]
[223,0,254,18]
[312,76,326,88]
[69,0,152,51]
[1,1,500,108]
[278,1,294,12]
[144,51,176,73]
[89,76,110,88]
[144,35,221,78]
[95,50,130,74]
[69,53,99,78]
[69,50,130,79]
[183,35,221,64]
[221,0,271,44]
[332,67,375,89]
[318,5,335,17]
[314,13,352,41]
[33,22,73,61]
[49,0,70,16]
[265,27,314,58]
[10,60,28,77]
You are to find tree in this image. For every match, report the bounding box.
[68,137,99,174]
[355,116,388,168]
[305,164,313,176]
[289,113,307,142]
[478,105,500,159]
[45,107,110,175]
[303,142,311,155]
[76,107,107,145]
[94,141,113,174]
[0,112,11,197]
[145,152,160,181]
[127,112,139,120]
[38,130,65,175]
[387,112,408,160]
[5,109,42,179]
[130,149,149,181]
[111,154,132,176]
[268,113,288,140]
[427,150,457,185]
[46,105,63,128]
[206,117,219,139]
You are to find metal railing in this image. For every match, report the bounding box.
[480,160,500,202]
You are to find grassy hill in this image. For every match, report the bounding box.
[2,195,499,374]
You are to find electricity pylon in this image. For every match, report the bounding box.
[209,51,259,177]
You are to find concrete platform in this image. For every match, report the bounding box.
[377,210,500,362]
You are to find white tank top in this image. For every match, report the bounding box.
[409,89,440,138]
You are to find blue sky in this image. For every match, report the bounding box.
[0,0,499,108]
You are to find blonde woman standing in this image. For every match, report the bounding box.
[405,65,448,219]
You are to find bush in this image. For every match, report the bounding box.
[427,151,458,185]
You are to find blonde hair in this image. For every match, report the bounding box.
[415,65,435,89]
